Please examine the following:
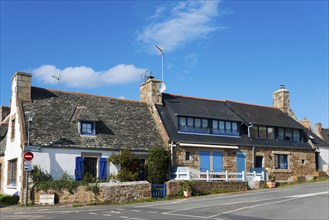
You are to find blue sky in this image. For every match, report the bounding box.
[0,0,328,128]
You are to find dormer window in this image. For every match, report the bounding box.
[80,121,95,136]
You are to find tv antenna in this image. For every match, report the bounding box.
[154,45,164,82]
[52,73,61,90]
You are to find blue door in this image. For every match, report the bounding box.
[236,152,246,178]
[200,151,210,171]
[213,152,223,172]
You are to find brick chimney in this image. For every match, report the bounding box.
[12,72,32,102]
[0,106,10,121]
[140,77,163,105]
[300,118,312,130]
[272,85,296,119]
[314,123,323,138]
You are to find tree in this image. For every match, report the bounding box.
[108,149,141,182]
[147,147,170,184]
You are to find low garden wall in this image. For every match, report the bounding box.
[166,180,249,196]
[33,181,151,205]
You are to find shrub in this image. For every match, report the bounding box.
[0,194,19,204]
[108,149,141,182]
[147,147,170,184]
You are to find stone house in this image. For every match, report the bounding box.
[140,79,317,182]
[299,120,329,173]
[0,106,10,193]
[0,72,165,202]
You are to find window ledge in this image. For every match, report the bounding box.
[273,169,292,173]
[7,185,17,189]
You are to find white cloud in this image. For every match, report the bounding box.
[137,0,222,52]
[31,64,147,88]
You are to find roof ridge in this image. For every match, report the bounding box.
[165,93,226,103]
[165,93,277,109]
[31,86,146,104]
[225,100,277,110]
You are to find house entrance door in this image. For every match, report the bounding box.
[84,157,97,178]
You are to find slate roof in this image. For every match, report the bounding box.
[21,87,164,150]
[0,125,7,156]
[157,93,313,150]
[226,101,304,129]
[305,129,329,147]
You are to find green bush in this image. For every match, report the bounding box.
[108,149,141,182]
[147,147,170,184]
[0,194,19,204]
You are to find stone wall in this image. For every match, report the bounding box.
[173,146,315,182]
[255,147,315,182]
[34,181,151,204]
[166,180,248,196]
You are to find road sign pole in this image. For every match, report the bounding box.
[25,171,29,206]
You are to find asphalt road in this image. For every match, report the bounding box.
[1,181,328,220]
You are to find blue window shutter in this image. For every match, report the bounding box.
[75,156,84,181]
[200,151,210,172]
[236,152,246,172]
[213,152,223,172]
[99,158,107,180]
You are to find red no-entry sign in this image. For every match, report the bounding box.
[24,151,34,161]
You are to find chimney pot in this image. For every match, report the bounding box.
[280,84,285,89]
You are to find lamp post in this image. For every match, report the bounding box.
[25,112,33,206]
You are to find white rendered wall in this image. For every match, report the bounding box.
[3,80,24,196]
[31,147,119,180]
[319,147,329,172]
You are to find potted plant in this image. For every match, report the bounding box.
[181,180,193,197]
[267,174,276,188]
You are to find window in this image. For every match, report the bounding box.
[212,120,219,133]
[275,154,288,169]
[187,117,194,132]
[267,127,275,140]
[202,119,209,133]
[179,117,187,131]
[293,130,300,142]
[232,122,238,135]
[178,117,239,136]
[8,159,17,186]
[285,129,292,141]
[11,119,15,140]
[80,121,95,135]
[219,121,225,134]
[225,121,231,134]
[258,126,267,139]
[278,128,285,141]
[195,118,201,132]
[255,156,263,168]
[185,152,190,161]
[251,126,258,138]
[75,156,107,180]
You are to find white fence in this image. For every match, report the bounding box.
[173,169,265,182]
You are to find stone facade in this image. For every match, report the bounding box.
[174,146,252,173]
[255,147,315,181]
[34,181,151,204]
[140,78,170,146]
[173,145,315,182]
[140,78,163,105]
[166,180,248,196]
[12,72,32,102]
